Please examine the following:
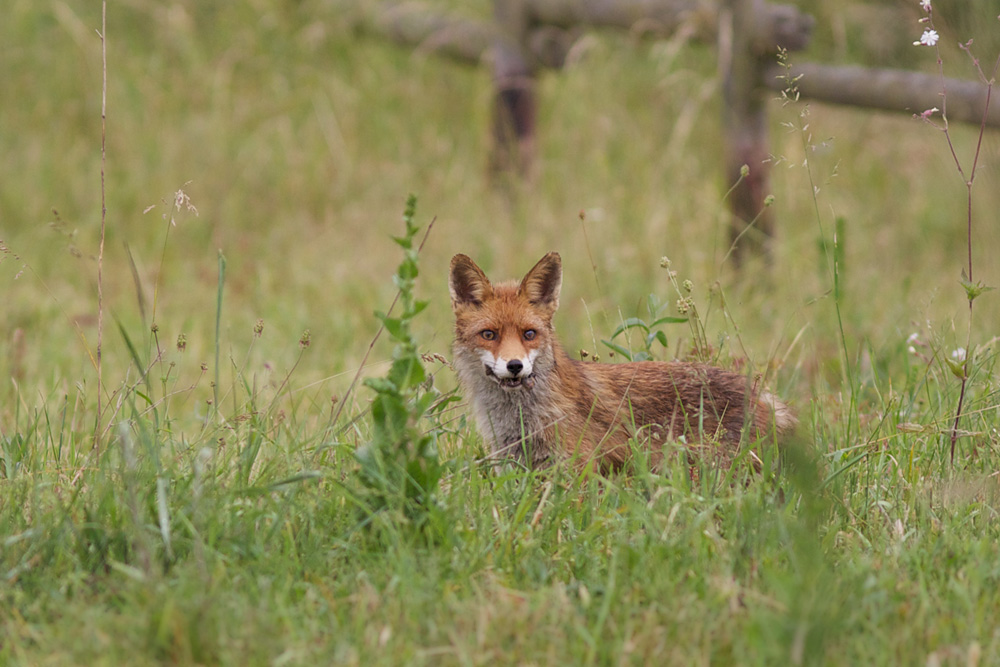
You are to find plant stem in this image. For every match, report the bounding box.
[94,1,107,449]
[941,50,999,464]
[214,252,226,418]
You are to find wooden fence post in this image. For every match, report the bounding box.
[491,0,537,180]
[720,0,773,262]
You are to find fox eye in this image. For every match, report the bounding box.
[480,329,496,341]
[523,329,536,341]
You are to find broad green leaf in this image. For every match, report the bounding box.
[610,317,650,339]
[650,316,688,327]
[648,330,669,348]
[375,312,406,339]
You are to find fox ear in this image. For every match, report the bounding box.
[518,252,562,311]
[449,254,493,308]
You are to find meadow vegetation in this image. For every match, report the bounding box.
[2,0,1000,664]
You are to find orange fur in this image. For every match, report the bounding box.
[449,252,796,471]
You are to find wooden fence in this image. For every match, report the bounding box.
[351,0,998,260]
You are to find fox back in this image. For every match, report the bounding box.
[449,252,796,471]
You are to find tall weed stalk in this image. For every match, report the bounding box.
[351,195,444,532]
[914,3,999,462]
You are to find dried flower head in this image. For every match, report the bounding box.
[174,188,199,215]
[420,352,449,365]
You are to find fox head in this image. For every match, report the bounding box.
[449,252,562,391]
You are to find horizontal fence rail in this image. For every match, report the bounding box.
[348,0,997,260]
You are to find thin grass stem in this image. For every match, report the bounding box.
[93,1,107,449]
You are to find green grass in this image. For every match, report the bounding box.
[3,1,1000,664]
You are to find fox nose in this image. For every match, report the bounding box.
[506,359,524,376]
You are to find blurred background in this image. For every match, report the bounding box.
[2,0,998,420]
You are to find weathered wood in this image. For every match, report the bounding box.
[525,0,711,35]
[358,1,814,66]
[719,0,775,262]
[523,0,813,48]
[362,4,498,64]
[750,3,813,54]
[492,0,537,178]
[764,63,1000,129]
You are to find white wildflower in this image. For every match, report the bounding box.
[914,29,939,47]
[951,347,966,362]
[919,0,931,12]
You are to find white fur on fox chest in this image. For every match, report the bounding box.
[453,345,560,465]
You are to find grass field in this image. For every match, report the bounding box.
[3,1,1000,664]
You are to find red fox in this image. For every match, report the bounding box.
[449,252,796,472]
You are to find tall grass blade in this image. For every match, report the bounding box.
[214,251,226,418]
